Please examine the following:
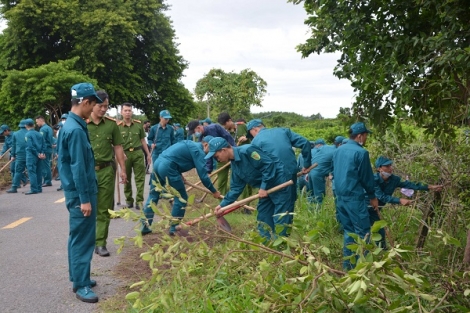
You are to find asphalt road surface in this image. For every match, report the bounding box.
[0,174,150,313]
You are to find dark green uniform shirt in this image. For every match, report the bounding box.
[119,120,145,151]
[87,117,123,162]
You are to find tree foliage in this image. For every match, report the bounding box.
[0,0,195,123]
[194,68,267,119]
[0,58,96,126]
[290,0,470,139]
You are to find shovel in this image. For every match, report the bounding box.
[177,180,293,232]
[185,162,231,193]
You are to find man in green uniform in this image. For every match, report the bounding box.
[333,122,378,270]
[1,125,15,179]
[235,119,254,208]
[173,123,185,142]
[208,138,292,240]
[58,82,102,303]
[87,90,127,257]
[7,120,28,193]
[24,118,46,194]
[147,109,175,164]
[119,102,152,210]
[365,156,443,248]
[35,116,54,187]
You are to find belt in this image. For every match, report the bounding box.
[125,146,142,152]
[95,161,114,171]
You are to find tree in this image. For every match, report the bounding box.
[309,113,323,120]
[194,68,267,119]
[0,0,195,123]
[0,58,97,126]
[289,0,470,139]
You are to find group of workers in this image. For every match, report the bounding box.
[0,81,444,303]
[1,115,57,195]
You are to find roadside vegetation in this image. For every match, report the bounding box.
[102,117,470,312]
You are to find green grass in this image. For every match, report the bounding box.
[103,177,470,312]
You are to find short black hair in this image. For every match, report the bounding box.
[35,116,45,121]
[187,119,200,132]
[217,112,232,125]
[121,102,133,109]
[96,90,109,102]
[236,118,246,123]
[71,96,97,106]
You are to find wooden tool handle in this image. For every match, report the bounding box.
[185,180,256,211]
[185,162,231,192]
[297,162,318,177]
[0,147,12,160]
[0,158,13,172]
[217,180,293,215]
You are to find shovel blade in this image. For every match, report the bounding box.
[216,216,232,232]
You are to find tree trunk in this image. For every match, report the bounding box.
[416,206,434,249]
[464,230,470,263]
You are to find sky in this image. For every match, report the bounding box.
[166,0,355,118]
[0,0,355,118]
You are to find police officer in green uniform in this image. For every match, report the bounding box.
[7,120,28,193]
[87,90,127,257]
[57,82,102,303]
[119,102,152,210]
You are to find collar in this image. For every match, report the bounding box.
[88,115,105,125]
[346,140,362,147]
[69,112,88,130]
[232,147,241,162]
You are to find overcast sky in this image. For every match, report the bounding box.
[167,0,355,118]
[0,1,355,118]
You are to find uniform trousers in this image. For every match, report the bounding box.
[142,158,188,233]
[124,149,145,205]
[336,196,371,270]
[66,194,97,290]
[95,165,115,246]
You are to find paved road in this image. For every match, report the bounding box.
[0,175,150,312]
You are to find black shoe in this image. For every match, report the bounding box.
[94,246,110,257]
[57,187,63,191]
[136,202,143,210]
[42,183,52,187]
[141,230,152,236]
[6,188,17,193]
[126,202,133,208]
